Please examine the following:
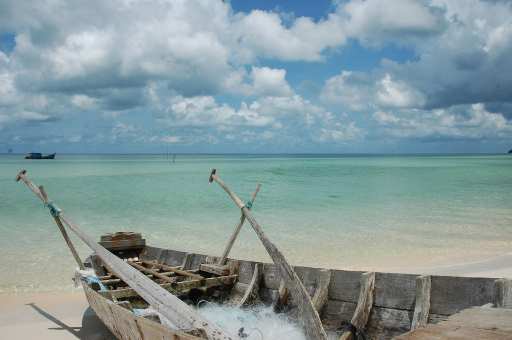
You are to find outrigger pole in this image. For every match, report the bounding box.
[16,169,235,340]
[209,169,328,340]
[217,183,261,266]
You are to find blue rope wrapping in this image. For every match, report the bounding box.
[45,201,62,217]
[245,201,253,209]
[84,275,107,292]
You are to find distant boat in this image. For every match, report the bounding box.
[508,149,512,154]
[24,152,56,159]
[8,148,12,154]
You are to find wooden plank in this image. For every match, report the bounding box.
[430,276,496,315]
[411,275,431,330]
[199,263,230,276]
[84,284,201,340]
[328,270,364,302]
[340,272,375,340]
[262,263,282,289]
[238,261,257,284]
[321,300,357,330]
[374,272,417,310]
[366,306,412,340]
[495,278,512,308]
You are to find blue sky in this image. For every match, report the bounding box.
[0,0,511,153]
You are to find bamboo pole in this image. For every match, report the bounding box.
[15,169,235,340]
[218,183,261,265]
[209,169,328,340]
[15,170,84,270]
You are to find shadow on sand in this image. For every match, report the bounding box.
[26,303,115,339]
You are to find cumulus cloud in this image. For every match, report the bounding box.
[373,104,512,140]
[1,0,511,150]
[341,0,445,45]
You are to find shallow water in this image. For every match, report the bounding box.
[1,154,511,292]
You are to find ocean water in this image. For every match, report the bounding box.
[0,154,511,293]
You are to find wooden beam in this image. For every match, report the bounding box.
[217,183,261,265]
[40,185,84,270]
[142,260,203,280]
[312,269,331,313]
[238,263,262,307]
[411,275,431,330]
[199,263,230,276]
[128,262,177,283]
[210,169,328,340]
[16,170,235,339]
[340,272,375,340]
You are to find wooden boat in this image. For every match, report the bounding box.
[77,232,512,340]
[24,152,56,159]
[15,169,512,340]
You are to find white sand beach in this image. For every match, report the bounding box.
[0,291,114,340]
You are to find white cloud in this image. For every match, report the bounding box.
[233,9,346,62]
[376,74,426,108]
[71,94,96,109]
[341,0,445,45]
[320,70,374,110]
[373,104,512,139]
[315,122,364,142]
[160,135,182,144]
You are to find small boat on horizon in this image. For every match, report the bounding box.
[24,152,56,159]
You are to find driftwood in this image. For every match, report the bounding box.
[209,169,328,340]
[16,170,234,340]
[411,275,431,330]
[340,272,375,340]
[218,184,261,266]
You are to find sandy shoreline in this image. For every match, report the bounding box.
[0,291,114,339]
[2,254,512,340]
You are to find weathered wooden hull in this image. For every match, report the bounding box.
[82,283,202,340]
[83,243,511,340]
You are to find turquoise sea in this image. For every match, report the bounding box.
[1,154,511,293]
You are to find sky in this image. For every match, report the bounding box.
[0,0,512,154]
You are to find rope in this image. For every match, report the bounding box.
[45,201,62,217]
